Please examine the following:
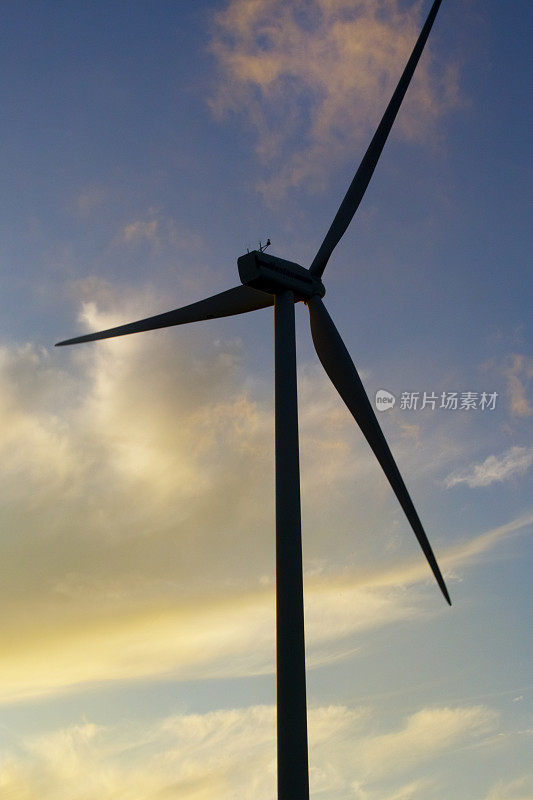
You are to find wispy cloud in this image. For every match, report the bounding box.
[0,491,530,704]
[485,775,533,800]
[360,705,497,779]
[444,446,533,488]
[209,0,459,198]
[351,779,436,800]
[112,211,206,269]
[343,510,533,601]
[0,703,497,800]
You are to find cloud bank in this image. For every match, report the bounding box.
[0,290,531,703]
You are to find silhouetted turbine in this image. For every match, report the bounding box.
[57,2,449,797]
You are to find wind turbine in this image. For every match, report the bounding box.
[57,1,450,797]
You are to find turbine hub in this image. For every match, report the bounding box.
[238,251,325,300]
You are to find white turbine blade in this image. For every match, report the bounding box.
[56,285,274,346]
[309,0,444,278]
[307,296,451,605]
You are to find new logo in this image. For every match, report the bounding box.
[375,389,396,411]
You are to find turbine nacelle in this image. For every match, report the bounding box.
[238,250,325,300]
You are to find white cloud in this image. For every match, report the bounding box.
[444,446,533,488]
[209,0,459,198]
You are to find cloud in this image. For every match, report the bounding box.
[111,212,207,273]
[485,776,533,800]
[0,486,530,704]
[349,510,533,599]
[0,703,497,800]
[444,446,533,488]
[76,185,108,214]
[351,779,435,800]
[209,0,459,198]
[504,354,533,418]
[0,297,412,703]
[0,559,425,703]
[120,218,159,244]
[0,324,429,703]
[360,705,497,778]
[441,510,533,568]
[0,288,531,703]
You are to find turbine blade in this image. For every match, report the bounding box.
[56,285,274,346]
[307,296,450,604]
[310,0,444,277]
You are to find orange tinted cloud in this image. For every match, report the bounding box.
[209,0,459,198]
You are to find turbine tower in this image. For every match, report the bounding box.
[57,1,450,797]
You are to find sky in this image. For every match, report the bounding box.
[0,0,532,798]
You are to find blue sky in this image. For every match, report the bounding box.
[0,1,531,798]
